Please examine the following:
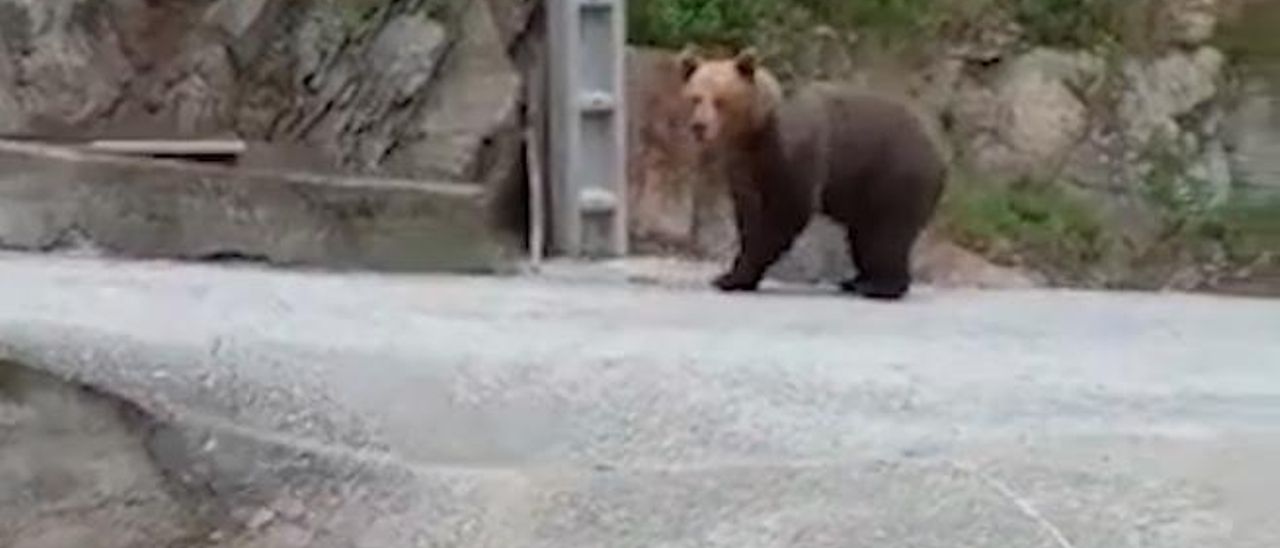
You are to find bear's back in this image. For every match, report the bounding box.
[775,84,946,222]
[781,85,942,182]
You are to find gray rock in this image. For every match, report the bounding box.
[0,0,134,132]
[1225,69,1280,189]
[951,48,1103,182]
[204,0,277,40]
[483,0,541,49]
[164,44,238,136]
[337,13,449,172]
[371,16,448,100]
[258,4,455,174]
[1119,47,1225,146]
[384,0,522,182]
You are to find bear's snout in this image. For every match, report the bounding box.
[690,120,710,141]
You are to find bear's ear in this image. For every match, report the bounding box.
[734,47,758,80]
[677,44,702,82]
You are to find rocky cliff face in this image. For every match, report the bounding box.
[0,0,537,188]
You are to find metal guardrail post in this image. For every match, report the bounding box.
[547,0,628,258]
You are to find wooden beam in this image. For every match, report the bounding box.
[0,135,248,162]
[83,139,247,159]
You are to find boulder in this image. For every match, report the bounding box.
[949,48,1103,183]
[383,0,521,183]
[1119,47,1225,146]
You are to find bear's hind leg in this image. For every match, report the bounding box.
[838,227,870,293]
[841,224,915,300]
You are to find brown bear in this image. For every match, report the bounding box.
[678,47,946,299]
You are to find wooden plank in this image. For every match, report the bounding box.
[83,139,247,158]
[0,134,90,144]
[0,136,248,161]
[526,126,546,269]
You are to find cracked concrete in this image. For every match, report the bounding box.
[0,252,1278,547]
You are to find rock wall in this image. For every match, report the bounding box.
[0,0,537,188]
[1228,62,1280,191]
[1222,0,1280,195]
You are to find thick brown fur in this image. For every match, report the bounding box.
[679,48,946,299]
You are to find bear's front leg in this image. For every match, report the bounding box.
[714,217,806,292]
[712,262,762,291]
[714,185,769,291]
[711,192,757,293]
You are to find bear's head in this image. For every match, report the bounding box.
[677,46,781,147]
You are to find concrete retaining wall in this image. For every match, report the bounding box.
[0,141,520,273]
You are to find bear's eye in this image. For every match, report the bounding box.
[713,97,726,109]
[690,96,703,106]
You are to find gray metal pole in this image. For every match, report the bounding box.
[546,0,628,258]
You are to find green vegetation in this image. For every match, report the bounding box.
[1216,191,1280,270]
[938,176,1110,282]
[626,0,1162,52]
[627,0,954,51]
[793,0,947,38]
[1008,0,1158,51]
[627,0,778,51]
[1137,138,1220,241]
[938,162,1279,289]
[1143,163,1280,274]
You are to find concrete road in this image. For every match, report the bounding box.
[1,253,1278,547]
